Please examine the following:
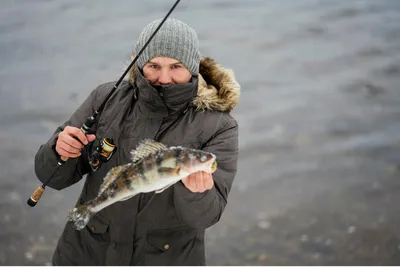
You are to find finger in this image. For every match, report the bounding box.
[201,172,208,189]
[203,173,214,190]
[195,172,205,192]
[189,174,201,192]
[56,146,81,158]
[86,134,96,142]
[187,174,197,191]
[182,176,196,192]
[61,134,84,150]
[58,140,81,154]
[67,127,88,145]
[182,176,193,189]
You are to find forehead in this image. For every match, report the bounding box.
[148,56,181,65]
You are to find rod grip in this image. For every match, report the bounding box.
[27,186,45,207]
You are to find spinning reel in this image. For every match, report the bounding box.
[88,137,117,172]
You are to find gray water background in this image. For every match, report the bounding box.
[1,0,400,265]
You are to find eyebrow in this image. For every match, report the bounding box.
[148,61,183,66]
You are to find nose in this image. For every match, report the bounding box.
[158,70,172,85]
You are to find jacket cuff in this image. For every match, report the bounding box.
[173,181,218,228]
[174,181,216,203]
[35,134,79,184]
[40,134,62,169]
[45,135,78,166]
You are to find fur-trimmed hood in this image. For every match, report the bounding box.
[128,57,240,112]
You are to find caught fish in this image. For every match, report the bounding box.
[67,139,217,230]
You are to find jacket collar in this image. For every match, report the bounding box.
[134,66,198,116]
[129,57,241,114]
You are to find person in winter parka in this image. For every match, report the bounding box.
[34,17,240,266]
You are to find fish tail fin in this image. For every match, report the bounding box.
[67,201,95,230]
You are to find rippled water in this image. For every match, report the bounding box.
[1,0,400,265]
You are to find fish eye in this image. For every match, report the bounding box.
[200,154,207,162]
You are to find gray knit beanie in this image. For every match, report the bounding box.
[133,18,200,75]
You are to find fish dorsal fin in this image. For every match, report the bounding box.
[130,139,167,164]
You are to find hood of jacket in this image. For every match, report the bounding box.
[128,57,240,113]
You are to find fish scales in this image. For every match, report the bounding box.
[142,152,162,182]
[67,139,217,230]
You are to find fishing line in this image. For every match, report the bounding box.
[27,0,182,207]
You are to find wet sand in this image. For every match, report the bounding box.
[1,0,400,265]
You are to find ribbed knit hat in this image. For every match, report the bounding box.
[133,18,200,75]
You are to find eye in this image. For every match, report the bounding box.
[200,154,207,162]
[149,64,159,69]
[172,64,182,69]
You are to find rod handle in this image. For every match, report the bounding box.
[27,186,45,207]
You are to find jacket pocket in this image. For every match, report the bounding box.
[86,214,110,239]
[144,227,204,266]
[82,213,111,265]
[53,222,83,265]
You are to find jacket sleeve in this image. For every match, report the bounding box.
[34,87,101,191]
[173,113,239,229]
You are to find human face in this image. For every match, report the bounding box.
[143,57,192,85]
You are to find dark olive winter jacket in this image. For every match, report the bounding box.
[34,57,240,265]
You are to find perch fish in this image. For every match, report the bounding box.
[67,139,217,230]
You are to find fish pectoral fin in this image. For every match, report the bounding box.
[155,182,176,194]
[154,168,181,194]
[119,195,135,202]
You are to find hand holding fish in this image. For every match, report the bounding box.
[56,126,96,158]
[182,171,214,193]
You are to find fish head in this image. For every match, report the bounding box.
[176,148,217,174]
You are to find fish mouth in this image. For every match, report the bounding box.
[210,160,217,173]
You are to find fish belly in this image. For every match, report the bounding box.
[138,174,185,193]
[91,173,187,213]
[91,189,139,213]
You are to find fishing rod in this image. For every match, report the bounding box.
[27,0,181,207]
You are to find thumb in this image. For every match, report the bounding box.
[86,134,96,142]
